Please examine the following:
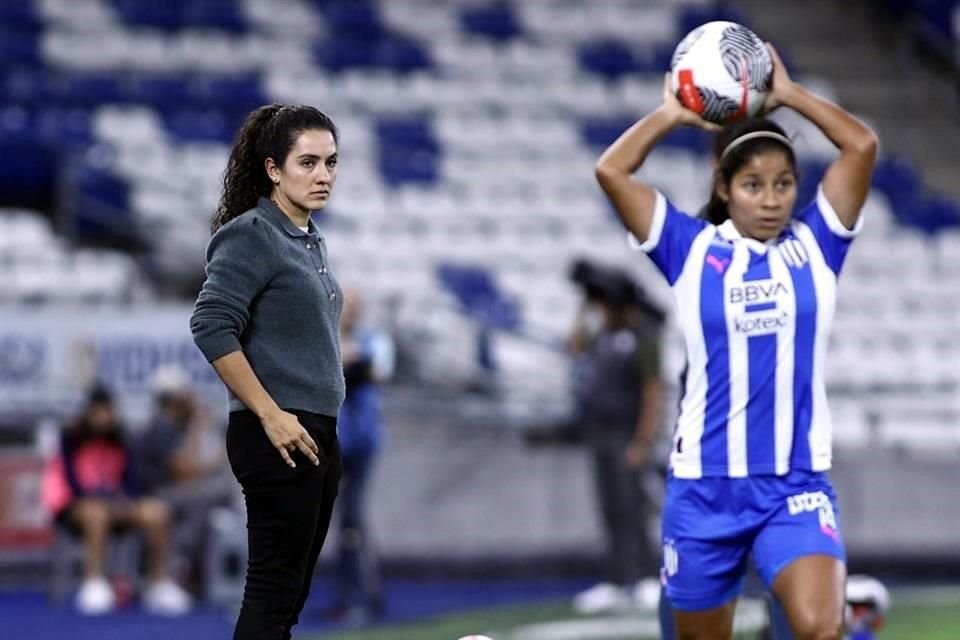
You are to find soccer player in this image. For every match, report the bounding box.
[595,44,877,640]
[191,104,345,640]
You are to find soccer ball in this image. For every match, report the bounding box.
[845,574,891,633]
[669,21,773,124]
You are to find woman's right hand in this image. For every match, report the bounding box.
[260,408,321,468]
[660,73,722,132]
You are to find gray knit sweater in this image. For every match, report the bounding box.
[191,197,345,417]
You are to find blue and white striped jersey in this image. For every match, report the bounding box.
[632,186,861,478]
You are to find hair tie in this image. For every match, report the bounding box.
[720,131,793,161]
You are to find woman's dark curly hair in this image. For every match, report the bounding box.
[212,104,339,232]
[703,117,796,225]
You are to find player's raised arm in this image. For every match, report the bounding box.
[595,75,720,244]
[762,44,878,228]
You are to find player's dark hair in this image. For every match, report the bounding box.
[212,104,339,232]
[704,118,796,225]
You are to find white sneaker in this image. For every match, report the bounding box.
[76,576,116,615]
[572,582,630,614]
[631,576,661,610]
[143,578,193,616]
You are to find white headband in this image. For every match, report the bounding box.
[720,131,793,161]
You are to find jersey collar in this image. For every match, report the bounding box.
[717,219,780,253]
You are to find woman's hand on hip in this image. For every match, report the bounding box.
[260,408,321,468]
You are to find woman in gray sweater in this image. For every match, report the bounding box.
[191,104,344,640]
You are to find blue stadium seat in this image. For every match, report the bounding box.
[376,115,441,185]
[459,3,522,41]
[128,74,194,112]
[374,34,433,73]
[0,30,42,66]
[0,2,44,31]
[314,34,431,73]
[376,117,439,151]
[112,0,189,31]
[797,158,829,207]
[62,162,138,247]
[2,67,58,105]
[313,38,377,72]
[584,114,709,153]
[580,115,636,149]
[163,109,235,143]
[321,1,384,38]
[182,0,248,33]
[677,4,750,38]
[189,73,266,112]
[35,108,96,148]
[436,263,521,332]
[872,157,922,211]
[58,72,132,107]
[379,149,440,186]
[660,127,711,153]
[910,196,960,234]
[0,133,57,200]
[626,42,676,74]
[579,40,639,80]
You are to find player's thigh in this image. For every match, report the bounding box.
[673,598,738,640]
[752,472,846,638]
[772,555,845,639]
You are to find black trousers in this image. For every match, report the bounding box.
[587,428,659,586]
[226,409,341,640]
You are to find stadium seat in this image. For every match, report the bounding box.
[578,40,639,80]
[182,0,248,33]
[0,30,42,65]
[436,263,521,332]
[459,3,522,41]
[0,0,954,420]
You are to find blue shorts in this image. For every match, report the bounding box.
[661,469,846,612]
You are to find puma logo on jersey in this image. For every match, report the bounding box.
[706,254,730,274]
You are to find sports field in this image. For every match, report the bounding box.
[307,587,960,640]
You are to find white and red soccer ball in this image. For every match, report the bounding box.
[669,20,773,124]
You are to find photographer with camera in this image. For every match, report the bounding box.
[568,260,666,614]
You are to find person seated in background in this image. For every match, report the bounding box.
[138,366,233,594]
[41,384,192,616]
[325,289,395,623]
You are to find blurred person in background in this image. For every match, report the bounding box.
[191,103,345,640]
[41,385,192,616]
[568,262,665,614]
[324,288,394,624]
[138,365,234,595]
[597,44,877,640]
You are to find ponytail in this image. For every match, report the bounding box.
[703,190,730,225]
[212,104,282,232]
[212,104,339,233]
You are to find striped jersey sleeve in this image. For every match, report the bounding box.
[627,191,710,285]
[793,186,864,276]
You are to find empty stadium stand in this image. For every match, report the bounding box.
[0,0,957,448]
